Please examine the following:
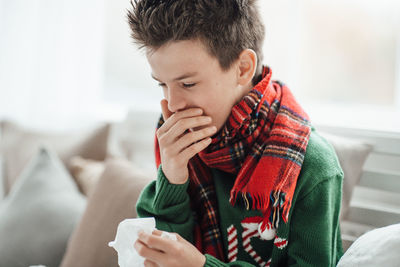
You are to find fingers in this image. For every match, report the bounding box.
[134,239,164,263]
[158,106,203,135]
[151,230,187,245]
[180,137,213,160]
[152,230,183,242]
[175,125,217,153]
[137,231,178,254]
[160,99,174,121]
[158,125,215,170]
[157,115,212,152]
[170,116,212,137]
[137,231,205,267]
[157,100,214,184]
[152,229,163,236]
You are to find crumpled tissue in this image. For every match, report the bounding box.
[108,217,177,267]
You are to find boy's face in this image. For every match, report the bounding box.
[147,39,245,132]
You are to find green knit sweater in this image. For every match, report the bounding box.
[136,129,344,266]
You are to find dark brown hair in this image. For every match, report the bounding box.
[127,0,265,81]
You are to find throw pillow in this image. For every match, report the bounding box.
[1,120,110,195]
[68,156,105,197]
[337,223,400,267]
[319,132,372,219]
[60,158,154,267]
[0,154,4,201]
[0,147,86,267]
[0,122,4,200]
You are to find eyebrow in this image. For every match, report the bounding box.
[151,72,198,82]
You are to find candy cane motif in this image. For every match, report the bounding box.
[227,225,238,262]
[241,217,269,267]
[274,237,288,249]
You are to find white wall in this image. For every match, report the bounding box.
[0,0,106,130]
[0,0,399,132]
[102,0,161,112]
[259,0,400,132]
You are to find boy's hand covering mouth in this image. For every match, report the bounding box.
[160,99,174,121]
[157,99,217,184]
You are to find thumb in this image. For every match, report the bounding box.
[160,99,173,121]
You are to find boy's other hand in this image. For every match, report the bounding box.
[135,230,206,267]
[157,99,216,184]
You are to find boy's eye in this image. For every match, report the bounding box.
[182,83,196,88]
[158,83,167,88]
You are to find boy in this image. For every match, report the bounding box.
[128,0,343,266]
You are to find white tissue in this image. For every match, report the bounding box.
[108,217,177,267]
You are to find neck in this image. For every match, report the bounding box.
[235,81,254,104]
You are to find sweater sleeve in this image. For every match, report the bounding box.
[204,254,256,267]
[287,175,344,267]
[136,165,195,243]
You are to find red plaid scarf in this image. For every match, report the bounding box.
[155,66,311,261]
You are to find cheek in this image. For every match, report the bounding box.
[203,99,234,130]
[195,79,237,128]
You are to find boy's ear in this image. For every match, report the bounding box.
[237,49,257,86]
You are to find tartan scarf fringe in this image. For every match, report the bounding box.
[230,190,290,229]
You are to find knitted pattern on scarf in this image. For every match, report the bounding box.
[155,66,311,261]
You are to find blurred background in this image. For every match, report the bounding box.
[0,0,399,132]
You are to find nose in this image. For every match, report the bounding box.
[167,87,187,113]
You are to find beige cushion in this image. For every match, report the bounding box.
[320,132,372,219]
[68,156,105,197]
[60,158,154,267]
[0,120,110,195]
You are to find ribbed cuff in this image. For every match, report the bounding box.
[153,165,190,210]
[204,254,225,267]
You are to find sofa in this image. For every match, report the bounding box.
[0,109,396,267]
